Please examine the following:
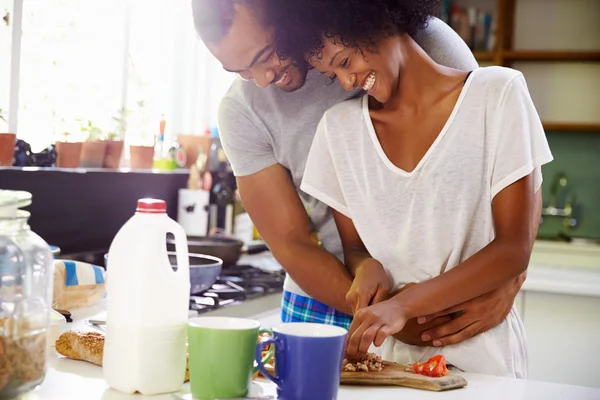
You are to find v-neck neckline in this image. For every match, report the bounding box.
[361,69,477,177]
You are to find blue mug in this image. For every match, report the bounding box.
[255,323,347,400]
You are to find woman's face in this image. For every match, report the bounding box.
[309,35,404,104]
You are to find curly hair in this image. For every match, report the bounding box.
[264,0,441,62]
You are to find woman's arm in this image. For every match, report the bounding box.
[397,172,535,319]
[345,173,537,356]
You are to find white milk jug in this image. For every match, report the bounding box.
[103,198,190,395]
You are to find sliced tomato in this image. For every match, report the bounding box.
[411,362,425,374]
[411,354,449,378]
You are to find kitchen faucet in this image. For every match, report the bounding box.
[540,172,578,230]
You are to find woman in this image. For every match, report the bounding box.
[264,0,553,378]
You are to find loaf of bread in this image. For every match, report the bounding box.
[55,331,189,382]
[53,261,107,310]
[55,331,104,366]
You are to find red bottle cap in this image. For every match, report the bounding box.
[136,198,167,214]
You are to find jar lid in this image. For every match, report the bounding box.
[0,190,32,218]
[136,198,166,214]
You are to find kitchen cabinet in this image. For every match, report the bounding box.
[523,291,600,388]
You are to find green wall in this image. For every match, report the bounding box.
[538,131,600,240]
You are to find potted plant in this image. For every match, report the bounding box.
[0,108,16,167]
[79,119,107,168]
[55,131,83,168]
[103,108,129,169]
[129,101,155,169]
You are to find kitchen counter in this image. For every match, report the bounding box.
[525,240,600,298]
[19,361,600,400]
[17,304,600,400]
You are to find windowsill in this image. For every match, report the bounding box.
[0,166,190,174]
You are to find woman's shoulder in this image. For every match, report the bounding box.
[471,66,525,95]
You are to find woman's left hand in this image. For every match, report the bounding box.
[346,297,409,358]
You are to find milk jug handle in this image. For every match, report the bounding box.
[164,219,189,274]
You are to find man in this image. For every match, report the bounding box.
[191,0,533,347]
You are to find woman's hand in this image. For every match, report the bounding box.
[346,259,391,315]
[345,297,408,358]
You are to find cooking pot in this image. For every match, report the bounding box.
[168,252,222,294]
[166,236,269,267]
[104,252,223,294]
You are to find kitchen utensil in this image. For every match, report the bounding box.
[256,323,347,400]
[187,317,273,400]
[340,361,468,391]
[167,236,269,267]
[177,189,210,237]
[167,252,222,294]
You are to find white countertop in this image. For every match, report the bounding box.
[14,242,600,399]
[17,304,600,400]
[19,361,600,400]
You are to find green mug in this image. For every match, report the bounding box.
[187,317,273,400]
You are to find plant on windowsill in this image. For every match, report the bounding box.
[79,119,107,168]
[54,129,84,169]
[0,108,15,167]
[128,101,155,170]
[0,108,16,167]
[103,107,130,169]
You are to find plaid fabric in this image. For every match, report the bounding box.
[281,290,352,331]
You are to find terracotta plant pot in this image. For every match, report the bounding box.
[130,145,154,169]
[0,133,16,167]
[177,134,211,168]
[79,141,108,168]
[55,141,83,168]
[103,140,124,169]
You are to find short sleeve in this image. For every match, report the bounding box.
[300,113,351,218]
[218,96,277,177]
[490,73,554,199]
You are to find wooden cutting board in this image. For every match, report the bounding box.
[340,361,468,392]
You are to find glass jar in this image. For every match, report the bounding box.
[0,190,53,399]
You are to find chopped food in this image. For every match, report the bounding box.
[342,352,384,372]
[410,354,449,378]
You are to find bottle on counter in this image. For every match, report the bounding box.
[103,198,190,395]
[0,190,54,399]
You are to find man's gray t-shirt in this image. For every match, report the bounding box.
[217,17,479,297]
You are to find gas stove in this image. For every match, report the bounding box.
[189,264,285,314]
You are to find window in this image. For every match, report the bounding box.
[5,0,235,152]
[0,0,13,132]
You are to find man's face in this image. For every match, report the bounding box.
[206,4,309,92]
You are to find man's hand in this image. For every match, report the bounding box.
[346,259,391,315]
[415,273,526,347]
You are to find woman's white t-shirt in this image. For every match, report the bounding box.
[300,66,554,378]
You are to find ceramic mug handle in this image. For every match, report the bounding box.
[255,329,280,387]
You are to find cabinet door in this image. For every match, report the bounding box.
[524,291,600,388]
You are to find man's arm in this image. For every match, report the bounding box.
[237,164,353,315]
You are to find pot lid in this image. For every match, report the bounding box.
[0,190,32,218]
